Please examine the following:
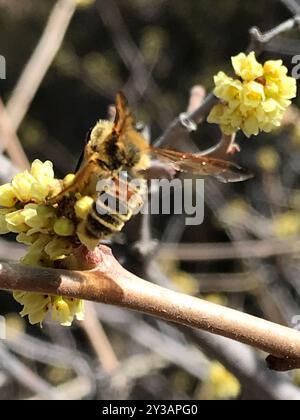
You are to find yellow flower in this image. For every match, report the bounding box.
[5,210,28,233]
[30,182,51,202]
[263,60,297,105]
[272,212,300,238]
[75,196,94,220]
[14,292,84,326]
[208,51,297,137]
[53,217,75,236]
[16,232,38,245]
[0,184,18,207]
[26,204,57,235]
[30,160,61,202]
[30,159,54,181]
[63,173,76,188]
[52,296,84,326]
[44,237,74,260]
[12,171,36,202]
[67,298,84,321]
[0,208,14,234]
[208,361,240,400]
[21,235,52,267]
[51,296,73,326]
[207,104,242,135]
[231,51,263,81]
[8,160,62,204]
[14,291,51,325]
[240,81,265,109]
[213,72,243,108]
[256,146,280,172]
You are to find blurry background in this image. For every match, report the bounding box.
[1,0,300,400]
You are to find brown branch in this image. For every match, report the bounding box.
[153,92,218,148]
[1,245,300,368]
[6,0,76,132]
[248,15,300,53]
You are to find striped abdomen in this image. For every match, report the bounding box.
[85,174,146,240]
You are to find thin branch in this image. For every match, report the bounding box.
[29,376,93,400]
[144,263,300,399]
[0,98,30,170]
[96,0,170,127]
[6,330,93,380]
[0,342,58,399]
[81,302,119,373]
[6,0,77,132]
[0,238,24,261]
[1,245,300,367]
[153,93,218,148]
[248,15,300,53]
[158,238,300,261]
[97,305,209,380]
[279,0,300,15]
[0,155,20,184]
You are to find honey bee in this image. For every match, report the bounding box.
[48,92,252,243]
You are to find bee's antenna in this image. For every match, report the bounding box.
[75,150,84,172]
[75,127,92,172]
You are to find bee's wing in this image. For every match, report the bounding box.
[113,92,150,150]
[149,147,253,183]
[113,92,136,135]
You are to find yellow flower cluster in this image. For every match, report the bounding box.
[207,52,297,137]
[13,292,84,326]
[0,160,86,326]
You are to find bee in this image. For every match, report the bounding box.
[47,92,252,244]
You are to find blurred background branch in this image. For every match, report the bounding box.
[6,0,77,132]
